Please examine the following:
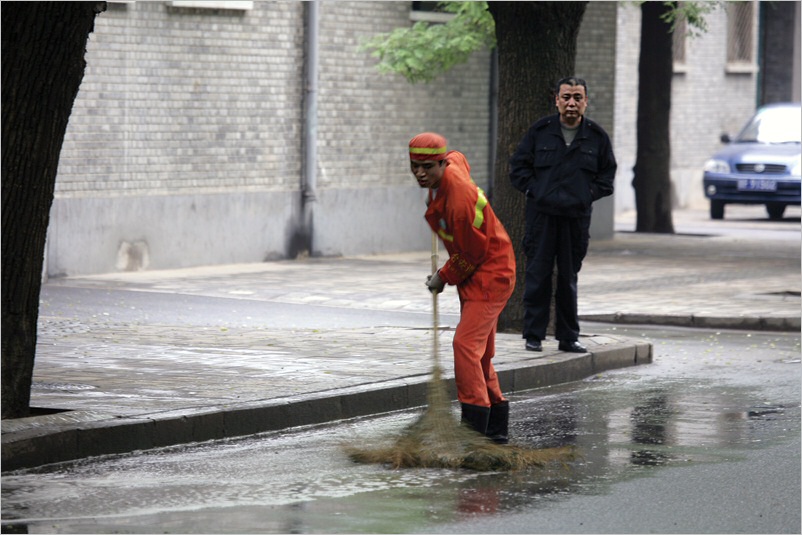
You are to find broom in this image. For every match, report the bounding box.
[346,234,576,471]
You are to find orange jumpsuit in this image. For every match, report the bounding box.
[424,150,516,408]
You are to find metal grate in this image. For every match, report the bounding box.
[726,1,755,64]
[735,163,788,174]
[672,15,688,65]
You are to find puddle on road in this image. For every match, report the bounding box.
[2,374,799,534]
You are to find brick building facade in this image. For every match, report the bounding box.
[49,1,496,275]
[47,1,798,276]
[613,1,800,213]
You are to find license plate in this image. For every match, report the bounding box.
[737,178,777,191]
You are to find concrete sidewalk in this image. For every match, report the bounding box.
[2,207,799,471]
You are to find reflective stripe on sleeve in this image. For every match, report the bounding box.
[472,189,488,229]
[438,228,454,242]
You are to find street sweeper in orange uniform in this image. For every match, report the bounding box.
[409,132,516,444]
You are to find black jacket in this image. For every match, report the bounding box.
[509,114,616,218]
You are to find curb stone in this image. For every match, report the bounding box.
[1,339,651,472]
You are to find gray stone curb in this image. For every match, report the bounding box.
[580,313,801,332]
[1,340,652,472]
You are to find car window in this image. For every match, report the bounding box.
[736,106,802,144]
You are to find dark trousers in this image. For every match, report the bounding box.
[522,211,590,342]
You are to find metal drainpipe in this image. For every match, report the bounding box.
[300,0,319,257]
[488,47,498,200]
[756,2,764,107]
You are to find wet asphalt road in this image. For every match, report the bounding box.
[38,284,460,330]
[2,324,799,534]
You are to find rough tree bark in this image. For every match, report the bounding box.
[633,1,676,233]
[487,1,588,334]
[2,2,104,418]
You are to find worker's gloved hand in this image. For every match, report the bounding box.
[426,271,445,294]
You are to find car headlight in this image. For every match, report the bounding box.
[792,160,801,177]
[703,159,730,174]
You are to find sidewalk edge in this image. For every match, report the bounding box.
[1,340,652,472]
[580,313,800,332]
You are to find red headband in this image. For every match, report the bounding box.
[409,132,448,161]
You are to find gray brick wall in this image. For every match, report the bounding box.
[49,2,767,275]
[50,1,493,274]
[577,0,617,239]
[316,1,491,191]
[577,0,617,136]
[58,0,491,200]
[312,1,492,257]
[58,1,305,198]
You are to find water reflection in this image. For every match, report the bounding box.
[510,387,678,468]
[1,376,798,533]
[1,523,28,534]
[630,391,672,466]
[456,485,500,515]
[512,394,579,449]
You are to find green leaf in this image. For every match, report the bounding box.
[360,1,495,84]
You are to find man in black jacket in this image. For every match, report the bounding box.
[509,77,616,353]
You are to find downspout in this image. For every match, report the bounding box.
[299,0,319,257]
[794,2,801,102]
[756,2,764,107]
[487,47,498,200]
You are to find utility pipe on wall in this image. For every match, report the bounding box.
[488,48,498,200]
[299,0,319,256]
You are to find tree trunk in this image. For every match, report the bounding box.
[633,1,675,233]
[488,2,588,333]
[1,2,103,419]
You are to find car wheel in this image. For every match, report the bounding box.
[710,200,725,220]
[766,203,786,220]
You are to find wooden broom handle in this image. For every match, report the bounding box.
[431,232,439,365]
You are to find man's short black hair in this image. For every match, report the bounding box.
[555,77,588,96]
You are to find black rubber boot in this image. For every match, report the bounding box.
[460,403,490,435]
[486,400,510,444]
